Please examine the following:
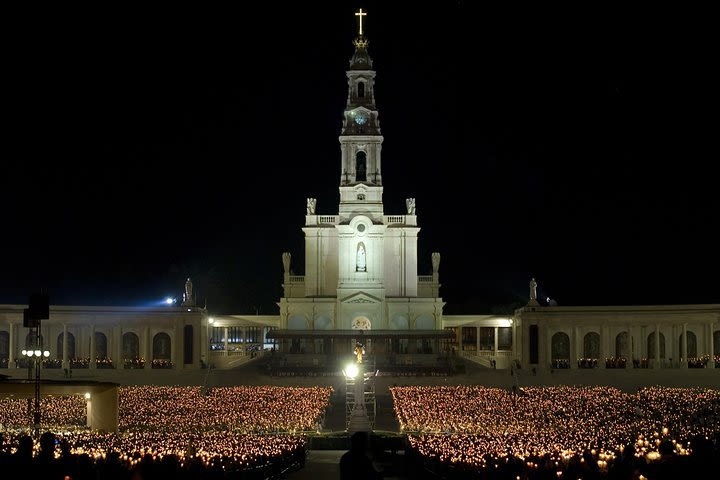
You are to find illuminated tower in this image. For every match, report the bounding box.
[338,16,384,222]
[280,9,443,342]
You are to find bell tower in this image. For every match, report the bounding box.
[339,8,384,223]
[283,8,443,337]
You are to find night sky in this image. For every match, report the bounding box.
[3,3,717,315]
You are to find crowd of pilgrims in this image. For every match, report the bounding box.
[0,385,332,479]
[1,384,718,478]
[392,385,720,479]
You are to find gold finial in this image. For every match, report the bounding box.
[355,8,367,36]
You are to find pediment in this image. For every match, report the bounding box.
[341,292,381,304]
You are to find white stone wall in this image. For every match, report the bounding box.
[512,304,719,370]
[0,305,206,370]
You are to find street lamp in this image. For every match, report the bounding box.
[21,346,50,437]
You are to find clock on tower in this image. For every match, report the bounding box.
[354,112,368,125]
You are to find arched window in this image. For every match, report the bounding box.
[184,325,193,364]
[583,332,600,359]
[551,332,570,361]
[679,331,697,359]
[95,332,108,359]
[355,151,367,182]
[615,331,630,358]
[153,333,171,360]
[358,81,365,98]
[122,332,139,359]
[57,332,76,359]
[647,332,666,359]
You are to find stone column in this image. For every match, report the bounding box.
[476,327,480,354]
[570,326,577,369]
[242,326,248,354]
[8,323,15,368]
[224,327,229,355]
[654,324,661,368]
[114,326,122,366]
[63,324,69,366]
[601,325,609,368]
[681,323,688,369]
[511,321,517,360]
[89,325,96,369]
[708,322,715,369]
[521,324,529,369]
[494,327,499,354]
[143,327,150,366]
[627,324,632,364]
[89,385,119,433]
[671,324,677,367]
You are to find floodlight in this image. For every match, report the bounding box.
[345,363,359,378]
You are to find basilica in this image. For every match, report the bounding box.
[1,13,718,377]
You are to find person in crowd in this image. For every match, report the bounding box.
[340,431,382,480]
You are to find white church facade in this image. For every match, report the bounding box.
[1,12,718,377]
[269,28,448,364]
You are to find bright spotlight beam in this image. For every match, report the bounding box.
[344,363,359,378]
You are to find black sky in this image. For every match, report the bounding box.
[3,2,717,314]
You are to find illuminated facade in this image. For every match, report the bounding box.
[272,25,448,358]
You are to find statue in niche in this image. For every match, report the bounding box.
[282,252,291,274]
[431,252,441,273]
[356,243,366,272]
[529,278,538,302]
[306,198,316,215]
[406,197,416,215]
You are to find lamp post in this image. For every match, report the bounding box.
[22,292,50,438]
[21,345,50,437]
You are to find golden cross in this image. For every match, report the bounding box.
[355,8,367,36]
